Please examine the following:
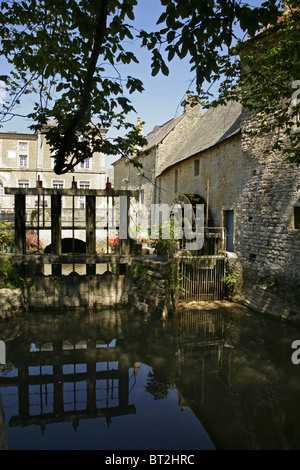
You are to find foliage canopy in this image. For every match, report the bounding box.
[0,0,299,172]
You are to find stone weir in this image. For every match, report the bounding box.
[0,256,178,320]
[2,187,179,319]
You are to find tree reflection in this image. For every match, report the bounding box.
[144,369,174,400]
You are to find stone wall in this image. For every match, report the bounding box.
[0,288,25,319]
[157,133,250,227]
[113,148,156,231]
[22,271,128,311]
[156,111,300,318]
[113,100,202,228]
[126,256,179,319]
[155,101,202,178]
[0,257,177,320]
[234,114,300,316]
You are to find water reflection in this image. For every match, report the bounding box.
[0,306,300,449]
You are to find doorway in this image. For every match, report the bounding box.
[223,210,234,252]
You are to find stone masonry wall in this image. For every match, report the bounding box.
[126,257,178,319]
[156,102,201,178]
[157,112,300,318]
[113,148,157,232]
[157,133,250,228]
[23,272,128,311]
[0,257,176,320]
[233,114,300,317]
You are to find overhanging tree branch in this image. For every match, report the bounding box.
[54,0,109,174]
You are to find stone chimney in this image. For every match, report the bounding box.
[182,94,202,118]
[137,116,143,135]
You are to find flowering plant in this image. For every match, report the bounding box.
[108,234,119,252]
[137,236,148,245]
[122,178,129,184]
[26,233,42,251]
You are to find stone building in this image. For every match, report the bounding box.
[114,96,300,317]
[0,126,109,249]
[157,98,299,312]
[155,100,244,238]
[113,101,202,232]
[0,127,107,208]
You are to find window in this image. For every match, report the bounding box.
[18,180,30,204]
[194,159,199,176]
[53,181,64,189]
[53,181,64,207]
[174,169,178,193]
[19,154,28,167]
[80,158,90,169]
[140,189,145,208]
[294,207,300,229]
[157,179,161,203]
[18,180,29,188]
[19,142,28,150]
[79,182,90,209]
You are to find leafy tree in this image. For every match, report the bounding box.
[0,0,147,174]
[0,0,298,173]
[226,7,300,163]
[141,0,300,162]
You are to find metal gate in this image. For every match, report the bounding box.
[180,255,226,302]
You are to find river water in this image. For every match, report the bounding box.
[0,304,300,450]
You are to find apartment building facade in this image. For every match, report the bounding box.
[0,128,108,210]
[0,128,110,251]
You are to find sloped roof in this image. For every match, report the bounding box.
[112,114,184,166]
[143,114,184,150]
[157,100,243,176]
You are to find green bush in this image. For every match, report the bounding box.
[152,219,179,256]
[0,222,14,251]
[0,255,23,288]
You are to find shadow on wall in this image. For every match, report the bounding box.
[44,238,86,253]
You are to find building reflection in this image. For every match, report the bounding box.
[0,334,136,432]
[0,307,228,441]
